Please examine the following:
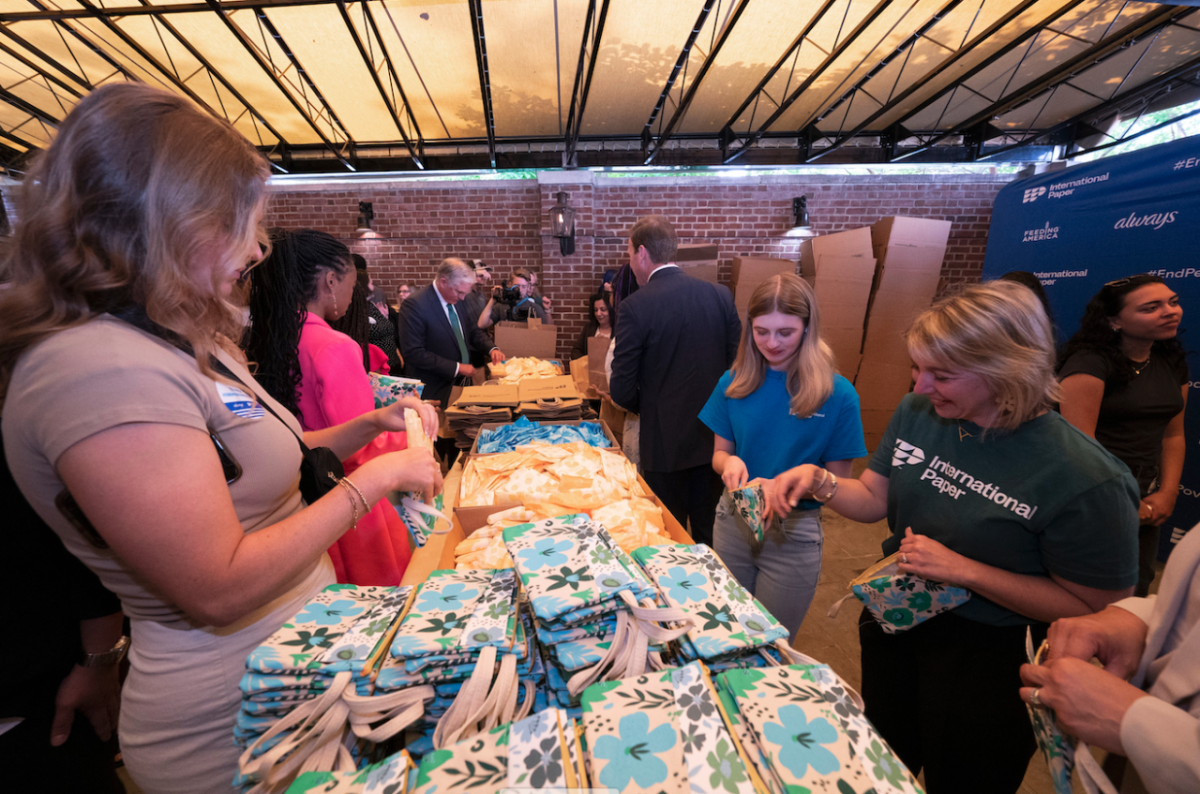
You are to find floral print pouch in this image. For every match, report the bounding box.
[632,544,788,661]
[845,554,971,634]
[1025,628,1074,794]
[729,481,774,544]
[580,662,761,794]
[369,372,424,408]
[717,664,923,794]
[503,514,656,627]
[388,569,518,660]
[411,707,586,794]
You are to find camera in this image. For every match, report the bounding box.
[492,280,522,306]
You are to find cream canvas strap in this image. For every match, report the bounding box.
[434,645,499,748]
[344,684,434,743]
[400,496,453,535]
[617,591,694,642]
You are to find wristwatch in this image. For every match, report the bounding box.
[80,635,130,668]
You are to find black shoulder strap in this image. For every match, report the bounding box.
[108,306,312,450]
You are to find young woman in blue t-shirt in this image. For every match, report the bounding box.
[698,273,866,640]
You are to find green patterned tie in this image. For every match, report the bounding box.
[447,304,470,364]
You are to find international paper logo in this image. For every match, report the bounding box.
[892,439,925,468]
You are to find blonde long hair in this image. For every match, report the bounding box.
[906,280,1059,431]
[726,273,834,418]
[0,83,269,400]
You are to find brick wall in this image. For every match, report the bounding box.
[263,172,1016,363]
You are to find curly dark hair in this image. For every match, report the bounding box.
[1058,274,1186,386]
[243,228,352,418]
[331,268,371,372]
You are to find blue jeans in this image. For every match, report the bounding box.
[712,490,822,643]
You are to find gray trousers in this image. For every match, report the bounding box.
[712,490,822,643]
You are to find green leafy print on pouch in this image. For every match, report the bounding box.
[416,584,479,612]
[418,612,468,636]
[280,628,341,652]
[592,711,677,790]
[881,608,914,628]
[546,565,593,592]
[762,705,841,778]
[696,602,737,632]
[707,738,749,794]
[579,680,622,713]
[864,739,906,788]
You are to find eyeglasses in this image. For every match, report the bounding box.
[1105,274,1152,288]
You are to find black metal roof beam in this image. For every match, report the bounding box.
[132,0,290,147]
[645,0,750,165]
[894,3,1192,162]
[358,1,425,164]
[790,0,955,137]
[204,0,353,170]
[335,0,423,169]
[0,38,84,98]
[74,0,233,121]
[717,0,839,143]
[642,0,717,146]
[805,0,1048,163]
[724,0,892,164]
[1067,102,1200,159]
[977,50,1200,162]
[564,0,610,167]
[253,8,352,143]
[0,124,40,150]
[803,0,975,161]
[0,27,94,90]
[465,0,495,168]
[0,0,340,22]
[24,0,140,83]
[0,83,60,126]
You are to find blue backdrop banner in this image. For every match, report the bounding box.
[983,134,1200,558]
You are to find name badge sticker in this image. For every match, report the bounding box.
[215,383,265,420]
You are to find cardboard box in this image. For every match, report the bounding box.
[731,256,796,308]
[854,361,913,407]
[446,468,694,571]
[676,243,718,266]
[587,335,611,392]
[681,264,720,284]
[456,383,520,407]
[871,216,952,251]
[494,319,558,359]
[517,375,578,403]
[799,227,873,279]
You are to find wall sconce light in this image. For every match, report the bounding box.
[355,201,377,238]
[549,191,576,256]
[784,195,816,239]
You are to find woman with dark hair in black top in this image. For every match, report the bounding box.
[1058,274,1189,595]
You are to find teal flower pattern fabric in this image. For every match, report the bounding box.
[283,749,413,793]
[849,553,971,634]
[581,663,756,794]
[632,544,787,661]
[409,707,586,794]
[716,664,924,794]
[369,373,424,408]
[729,481,773,544]
[389,569,517,659]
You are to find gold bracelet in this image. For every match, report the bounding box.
[335,478,360,526]
[815,473,839,503]
[341,475,369,512]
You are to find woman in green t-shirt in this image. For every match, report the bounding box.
[771,280,1139,794]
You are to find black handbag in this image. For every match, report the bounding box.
[111,306,345,504]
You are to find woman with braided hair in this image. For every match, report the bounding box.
[244,228,421,586]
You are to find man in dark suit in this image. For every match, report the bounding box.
[609,215,741,546]
[400,258,505,408]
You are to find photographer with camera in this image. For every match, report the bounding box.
[477,267,548,329]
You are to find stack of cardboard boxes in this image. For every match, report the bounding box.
[730,256,797,324]
[676,243,720,284]
[799,228,876,382]
[855,217,952,448]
